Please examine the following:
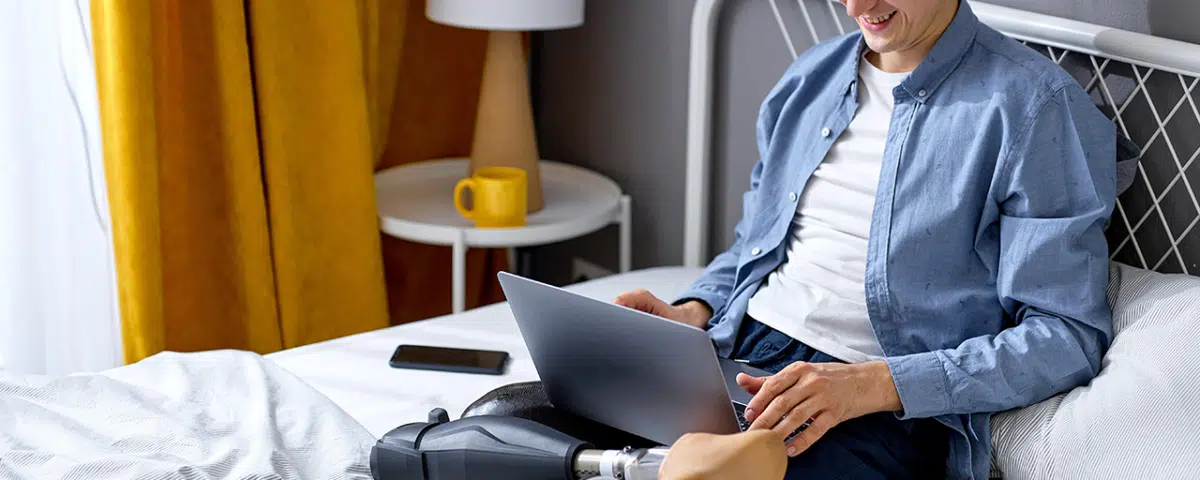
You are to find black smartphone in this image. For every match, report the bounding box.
[388,344,509,375]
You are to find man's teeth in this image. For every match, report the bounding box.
[864,12,895,24]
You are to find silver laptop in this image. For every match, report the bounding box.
[497,271,769,445]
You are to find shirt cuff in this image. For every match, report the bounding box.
[671,285,728,319]
[885,350,951,420]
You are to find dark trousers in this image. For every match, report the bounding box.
[730,316,948,479]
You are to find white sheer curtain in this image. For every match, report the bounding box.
[0,0,121,375]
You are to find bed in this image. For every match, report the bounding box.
[6,1,1196,479]
[270,1,1200,477]
[271,0,1200,469]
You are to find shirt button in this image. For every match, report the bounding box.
[750,247,761,256]
[821,127,831,137]
[918,89,927,97]
[788,192,798,202]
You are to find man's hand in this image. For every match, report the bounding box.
[736,360,902,457]
[612,290,712,329]
[658,430,787,480]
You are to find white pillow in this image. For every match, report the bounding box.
[990,262,1200,479]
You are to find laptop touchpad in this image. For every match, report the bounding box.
[717,357,771,405]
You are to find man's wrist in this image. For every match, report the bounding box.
[676,300,713,329]
[862,360,903,414]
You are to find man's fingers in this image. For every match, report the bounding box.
[744,365,805,422]
[613,289,662,313]
[785,413,834,457]
[736,373,765,395]
[612,289,645,305]
[748,387,807,431]
[772,399,818,440]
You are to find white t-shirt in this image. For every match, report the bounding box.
[745,57,909,363]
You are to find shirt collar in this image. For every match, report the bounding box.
[843,0,980,103]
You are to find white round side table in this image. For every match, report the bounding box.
[375,158,632,313]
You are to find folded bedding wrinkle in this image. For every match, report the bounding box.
[0,350,374,479]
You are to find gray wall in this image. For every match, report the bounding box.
[530,0,1200,285]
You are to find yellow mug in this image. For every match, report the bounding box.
[454,167,527,228]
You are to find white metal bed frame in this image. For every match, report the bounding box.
[683,0,1200,277]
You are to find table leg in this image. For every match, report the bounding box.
[619,195,632,273]
[452,231,466,313]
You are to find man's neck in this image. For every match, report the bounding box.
[867,2,959,73]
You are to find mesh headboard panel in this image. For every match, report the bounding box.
[752,0,1200,275]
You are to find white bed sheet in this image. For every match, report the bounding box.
[0,350,374,479]
[267,266,705,438]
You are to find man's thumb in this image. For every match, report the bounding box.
[736,372,765,394]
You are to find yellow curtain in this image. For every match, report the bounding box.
[91,0,409,363]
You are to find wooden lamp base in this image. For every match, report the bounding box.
[470,30,543,213]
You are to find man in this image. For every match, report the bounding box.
[615,0,1116,478]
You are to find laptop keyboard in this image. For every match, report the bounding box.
[734,403,753,431]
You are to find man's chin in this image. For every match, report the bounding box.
[860,36,896,55]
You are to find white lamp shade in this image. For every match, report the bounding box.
[426,0,584,31]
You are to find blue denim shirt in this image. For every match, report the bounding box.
[675,2,1116,478]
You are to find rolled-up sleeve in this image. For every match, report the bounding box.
[887,85,1117,418]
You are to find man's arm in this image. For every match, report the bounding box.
[659,430,788,480]
[886,85,1117,419]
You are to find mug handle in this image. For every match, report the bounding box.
[454,178,476,220]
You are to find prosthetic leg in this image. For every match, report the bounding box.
[369,381,787,480]
[370,407,669,480]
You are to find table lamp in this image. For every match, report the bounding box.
[427,0,585,213]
